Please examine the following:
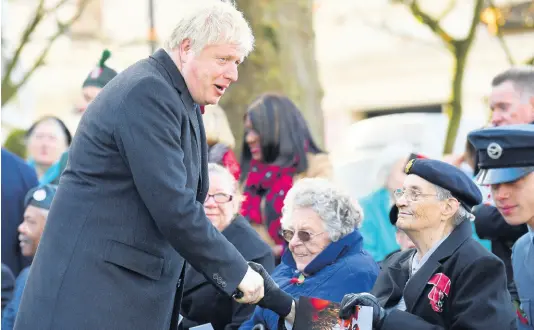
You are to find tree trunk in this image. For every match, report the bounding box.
[443,42,468,154]
[221,0,324,157]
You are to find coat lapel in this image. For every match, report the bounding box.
[149,49,201,146]
[403,220,472,313]
[373,251,412,308]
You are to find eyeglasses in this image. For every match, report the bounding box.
[205,193,233,204]
[280,229,326,243]
[393,188,437,202]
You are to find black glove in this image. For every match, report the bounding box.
[248,261,294,317]
[339,293,387,329]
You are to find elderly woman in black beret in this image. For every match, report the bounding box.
[339,159,516,329]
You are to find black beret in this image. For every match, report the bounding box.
[404,158,482,211]
[468,124,534,184]
[24,185,57,210]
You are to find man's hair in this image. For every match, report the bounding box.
[164,1,254,58]
[492,66,534,102]
[434,185,475,226]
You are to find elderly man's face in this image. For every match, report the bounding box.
[177,40,242,105]
[491,172,534,227]
[284,208,331,272]
[395,175,444,233]
[18,205,48,257]
[490,81,534,126]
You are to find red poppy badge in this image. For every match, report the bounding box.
[427,273,451,313]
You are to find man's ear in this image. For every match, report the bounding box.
[441,198,459,222]
[178,39,193,62]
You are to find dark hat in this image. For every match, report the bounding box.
[468,124,534,185]
[404,158,482,211]
[24,185,57,210]
[82,49,118,89]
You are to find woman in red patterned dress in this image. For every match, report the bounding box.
[239,93,332,260]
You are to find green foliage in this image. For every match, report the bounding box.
[3,128,28,159]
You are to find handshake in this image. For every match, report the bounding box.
[233,262,295,318]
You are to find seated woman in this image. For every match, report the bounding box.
[239,178,379,330]
[339,159,516,329]
[180,164,275,330]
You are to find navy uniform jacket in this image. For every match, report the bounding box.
[512,231,534,329]
[1,149,37,276]
[180,215,275,330]
[373,220,516,329]
[14,49,249,330]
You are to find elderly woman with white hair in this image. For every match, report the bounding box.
[339,159,516,329]
[239,178,379,330]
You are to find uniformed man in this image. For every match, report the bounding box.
[338,158,516,329]
[469,124,534,329]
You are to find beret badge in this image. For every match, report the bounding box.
[405,159,415,174]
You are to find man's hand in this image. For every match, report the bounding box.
[234,266,264,304]
[248,262,294,317]
[339,293,387,329]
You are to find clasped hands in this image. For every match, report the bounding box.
[234,262,295,318]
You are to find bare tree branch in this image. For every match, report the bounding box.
[45,0,71,15]
[486,0,515,65]
[436,0,458,21]
[408,0,455,52]
[2,0,90,106]
[1,0,45,89]
[14,0,91,92]
[356,17,443,50]
[462,0,484,44]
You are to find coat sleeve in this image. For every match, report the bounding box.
[114,78,248,296]
[225,254,276,330]
[382,256,516,330]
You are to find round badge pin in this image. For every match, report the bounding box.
[487,142,503,160]
[33,189,47,202]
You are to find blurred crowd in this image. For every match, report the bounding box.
[1,2,534,329]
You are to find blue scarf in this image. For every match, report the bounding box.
[27,159,61,186]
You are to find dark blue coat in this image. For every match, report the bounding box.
[239,230,379,330]
[14,49,249,330]
[374,220,516,329]
[1,149,38,276]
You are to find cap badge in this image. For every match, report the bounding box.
[33,189,47,202]
[405,159,415,174]
[487,142,503,160]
